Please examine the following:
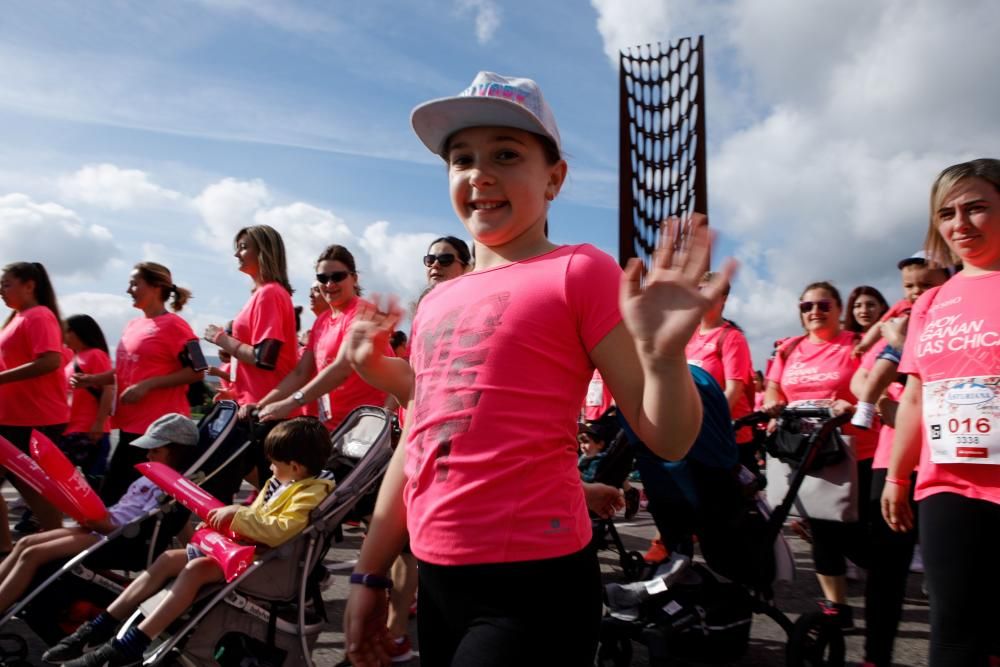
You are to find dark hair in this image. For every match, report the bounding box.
[799,281,842,309]
[427,236,472,266]
[316,245,362,296]
[64,314,109,354]
[443,131,561,166]
[133,262,191,311]
[843,286,889,333]
[2,261,61,326]
[389,330,408,350]
[293,305,303,333]
[264,417,331,476]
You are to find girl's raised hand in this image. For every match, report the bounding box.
[620,214,737,361]
[346,294,403,372]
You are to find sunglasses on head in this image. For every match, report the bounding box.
[423,253,462,268]
[799,299,833,314]
[316,271,351,285]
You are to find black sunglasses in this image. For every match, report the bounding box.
[316,271,352,285]
[423,253,463,268]
[799,299,833,314]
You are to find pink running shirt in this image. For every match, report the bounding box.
[65,347,112,434]
[114,314,196,434]
[686,323,754,442]
[0,307,69,426]
[768,330,877,459]
[306,299,389,430]
[231,283,298,406]
[405,244,622,566]
[899,272,1000,505]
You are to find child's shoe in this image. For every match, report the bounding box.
[42,618,116,663]
[61,640,136,667]
[385,634,414,663]
[642,538,668,564]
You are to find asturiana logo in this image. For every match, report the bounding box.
[945,381,995,406]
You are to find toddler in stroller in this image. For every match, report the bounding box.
[0,413,198,616]
[48,417,335,667]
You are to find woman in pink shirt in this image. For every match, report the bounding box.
[62,314,114,480]
[204,225,298,412]
[764,281,876,630]
[882,158,1000,665]
[256,245,389,430]
[78,262,203,504]
[844,285,889,335]
[0,261,69,548]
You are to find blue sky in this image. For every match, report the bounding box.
[2,0,998,365]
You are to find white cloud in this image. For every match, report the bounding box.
[193,178,272,250]
[0,193,118,279]
[59,292,134,349]
[254,202,356,283]
[58,163,183,210]
[455,0,501,44]
[358,221,438,297]
[592,0,1000,365]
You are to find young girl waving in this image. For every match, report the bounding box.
[343,71,733,667]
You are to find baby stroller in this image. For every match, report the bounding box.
[598,384,851,665]
[2,400,251,646]
[117,405,394,667]
[585,410,646,581]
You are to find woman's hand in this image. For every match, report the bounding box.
[830,399,855,417]
[346,295,402,372]
[620,215,736,362]
[880,481,914,532]
[259,398,294,422]
[761,398,787,418]
[120,382,149,404]
[882,316,909,349]
[344,584,391,667]
[203,324,226,346]
[237,403,258,421]
[69,373,91,389]
[583,482,625,519]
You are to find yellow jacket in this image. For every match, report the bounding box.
[229,476,335,547]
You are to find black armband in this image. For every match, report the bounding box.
[179,339,209,372]
[253,339,283,370]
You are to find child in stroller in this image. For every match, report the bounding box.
[48,417,335,667]
[0,413,198,615]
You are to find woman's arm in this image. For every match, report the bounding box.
[90,385,115,442]
[881,375,923,532]
[119,367,203,404]
[762,378,788,416]
[71,370,116,387]
[723,379,746,411]
[0,351,62,385]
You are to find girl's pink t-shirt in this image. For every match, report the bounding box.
[405,244,622,566]
[582,369,613,421]
[686,323,754,441]
[899,272,1000,505]
[65,347,113,434]
[768,330,877,459]
[113,313,196,434]
[231,283,298,406]
[306,299,390,431]
[0,307,69,426]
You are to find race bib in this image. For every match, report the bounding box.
[923,376,1000,465]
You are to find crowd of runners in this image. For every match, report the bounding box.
[0,71,997,667]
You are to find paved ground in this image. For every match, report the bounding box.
[4,487,930,666]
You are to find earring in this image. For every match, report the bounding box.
[545,191,554,201]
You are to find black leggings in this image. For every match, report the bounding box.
[416,547,602,666]
[920,492,1000,667]
[863,469,917,667]
[810,457,874,575]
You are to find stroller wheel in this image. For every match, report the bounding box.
[621,551,646,582]
[785,610,845,667]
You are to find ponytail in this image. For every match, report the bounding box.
[134,262,193,312]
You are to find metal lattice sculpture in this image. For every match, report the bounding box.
[619,37,707,268]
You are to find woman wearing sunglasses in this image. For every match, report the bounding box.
[255,245,389,431]
[764,280,877,631]
[424,236,472,284]
[204,225,298,421]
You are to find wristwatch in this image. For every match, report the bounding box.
[349,572,393,590]
[292,390,306,406]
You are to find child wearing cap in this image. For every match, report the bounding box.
[343,71,733,666]
[0,412,197,615]
[851,253,951,429]
[49,417,334,667]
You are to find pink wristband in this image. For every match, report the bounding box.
[885,476,910,487]
[213,329,227,345]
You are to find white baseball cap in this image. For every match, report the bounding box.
[411,71,562,159]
